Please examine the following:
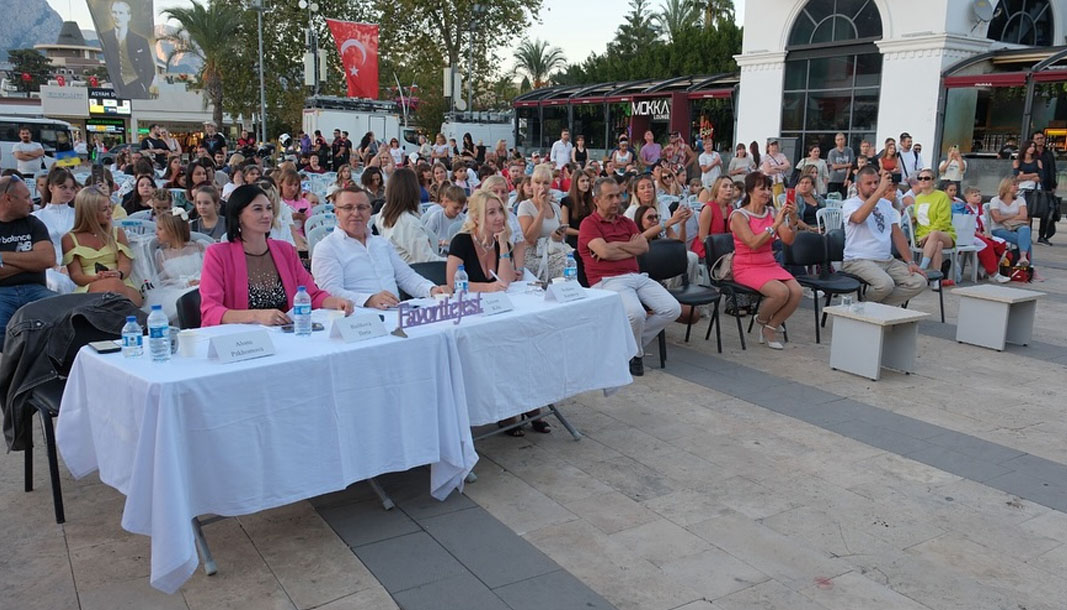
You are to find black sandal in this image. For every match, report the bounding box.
[529,419,551,434]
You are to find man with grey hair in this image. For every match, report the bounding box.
[578,177,680,376]
[0,175,55,349]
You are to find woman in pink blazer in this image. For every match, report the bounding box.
[199,185,353,326]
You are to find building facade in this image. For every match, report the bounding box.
[735,0,1067,164]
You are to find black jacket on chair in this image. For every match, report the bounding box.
[1,293,146,451]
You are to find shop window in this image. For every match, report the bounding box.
[988,0,1053,47]
[783,0,883,160]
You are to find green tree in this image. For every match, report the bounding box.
[654,0,700,43]
[160,0,243,126]
[7,49,51,93]
[610,0,659,57]
[512,39,567,90]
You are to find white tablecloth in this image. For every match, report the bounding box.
[56,322,477,594]
[381,287,638,426]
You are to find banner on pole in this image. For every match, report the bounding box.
[86,0,158,99]
[325,19,379,99]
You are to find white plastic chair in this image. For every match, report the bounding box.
[824,197,844,210]
[190,232,215,247]
[309,203,334,217]
[951,213,979,283]
[116,218,156,236]
[902,207,959,275]
[304,213,336,235]
[127,209,152,221]
[816,207,844,233]
[307,225,330,257]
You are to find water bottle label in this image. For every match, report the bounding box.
[123,335,142,347]
[149,327,167,339]
[294,305,311,316]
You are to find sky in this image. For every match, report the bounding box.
[45,0,745,67]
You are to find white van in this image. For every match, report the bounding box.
[0,116,75,173]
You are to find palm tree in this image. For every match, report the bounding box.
[655,0,700,42]
[513,39,567,89]
[698,0,736,29]
[160,0,243,126]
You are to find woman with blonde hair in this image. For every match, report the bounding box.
[61,187,143,305]
[446,190,515,293]
[989,176,1032,268]
[479,175,527,273]
[516,164,572,281]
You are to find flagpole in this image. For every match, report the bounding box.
[253,0,268,145]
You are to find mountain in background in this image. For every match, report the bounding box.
[0,0,63,60]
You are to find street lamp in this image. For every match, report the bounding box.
[251,0,268,145]
[298,0,320,96]
[466,3,486,117]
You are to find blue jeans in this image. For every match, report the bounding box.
[0,283,57,351]
[992,227,1032,260]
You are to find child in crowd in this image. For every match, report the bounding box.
[846,155,868,199]
[959,186,1010,283]
[148,188,173,221]
[422,185,467,252]
[190,184,227,241]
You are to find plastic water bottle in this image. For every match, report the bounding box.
[293,286,312,336]
[563,253,578,282]
[454,265,469,294]
[147,305,170,362]
[121,315,143,358]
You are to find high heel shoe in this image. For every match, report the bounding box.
[760,325,784,350]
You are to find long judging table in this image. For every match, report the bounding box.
[55,286,636,594]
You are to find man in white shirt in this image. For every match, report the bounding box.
[312,187,449,308]
[698,146,722,187]
[898,132,923,180]
[840,167,926,306]
[11,128,44,176]
[549,129,573,170]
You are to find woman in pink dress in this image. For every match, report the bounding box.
[728,172,802,350]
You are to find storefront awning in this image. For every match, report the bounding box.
[1032,69,1067,83]
[943,72,1028,88]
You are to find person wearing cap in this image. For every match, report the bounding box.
[608,137,634,174]
[202,121,228,159]
[759,140,791,201]
[527,152,541,175]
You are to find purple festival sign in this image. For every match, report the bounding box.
[396,292,483,331]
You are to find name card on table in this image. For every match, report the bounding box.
[480,292,515,316]
[207,329,275,363]
[331,312,388,343]
[545,281,587,303]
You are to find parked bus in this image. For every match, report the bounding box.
[0,116,75,173]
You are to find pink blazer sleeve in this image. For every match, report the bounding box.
[198,243,230,327]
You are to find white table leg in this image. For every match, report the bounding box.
[1006,300,1036,346]
[956,297,1010,350]
[829,316,885,381]
[881,321,919,374]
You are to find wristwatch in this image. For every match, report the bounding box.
[764,226,776,237]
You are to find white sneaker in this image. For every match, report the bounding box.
[992,273,1011,284]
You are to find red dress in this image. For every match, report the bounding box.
[690,201,730,259]
[730,208,794,290]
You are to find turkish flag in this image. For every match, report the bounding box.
[326,19,379,99]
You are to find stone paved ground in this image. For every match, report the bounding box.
[4,224,1067,610]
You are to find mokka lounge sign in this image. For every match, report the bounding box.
[630,99,670,121]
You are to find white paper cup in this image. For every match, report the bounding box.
[177,330,199,357]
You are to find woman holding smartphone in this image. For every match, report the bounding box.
[517,165,572,282]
